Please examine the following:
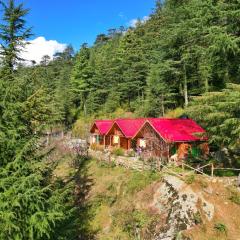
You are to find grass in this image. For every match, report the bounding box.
[55,156,240,240]
[228,186,240,205]
[85,159,162,239]
[126,171,162,194]
[184,174,195,184]
[214,223,227,234]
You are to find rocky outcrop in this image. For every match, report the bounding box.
[151,176,214,240]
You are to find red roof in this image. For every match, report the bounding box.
[91,118,207,143]
[146,118,207,142]
[108,118,146,138]
[91,120,113,135]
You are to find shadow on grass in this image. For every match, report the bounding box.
[52,155,98,240]
[74,156,97,240]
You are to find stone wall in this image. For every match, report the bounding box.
[89,149,160,171]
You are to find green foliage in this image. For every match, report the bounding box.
[111,147,125,156]
[214,222,227,234]
[184,174,195,184]
[0,1,77,239]
[0,156,77,240]
[186,84,240,151]
[0,0,32,71]
[69,0,240,122]
[193,211,202,225]
[126,171,161,194]
[228,187,240,205]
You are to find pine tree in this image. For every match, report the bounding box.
[0,1,78,239]
[0,0,32,72]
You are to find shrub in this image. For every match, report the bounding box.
[90,143,105,152]
[72,117,93,138]
[214,223,227,234]
[228,187,240,205]
[112,147,125,156]
[193,211,202,225]
[165,107,184,118]
[184,174,195,184]
[126,149,135,157]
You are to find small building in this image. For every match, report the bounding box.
[90,120,113,147]
[133,118,208,163]
[105,118,145,150]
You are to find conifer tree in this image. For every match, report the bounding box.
[0,0,32,72]
[0,1,78,239]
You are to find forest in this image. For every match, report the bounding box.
[0,0,240,239]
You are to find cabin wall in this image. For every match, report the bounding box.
[135,123,169,160]
[106,124,131,150]
[120,137,129,150]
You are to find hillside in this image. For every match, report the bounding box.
[54,152,240,240]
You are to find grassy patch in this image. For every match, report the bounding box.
[126,171,162,195]
[228,187,240,205]
[84,159,162,239]
[214,222,227,234]
[184,174,195,184]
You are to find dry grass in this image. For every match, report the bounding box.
[184,177,240,240]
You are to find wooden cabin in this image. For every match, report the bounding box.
[133,118,208,163]
[105,119,145,150]
[90,120,113,147]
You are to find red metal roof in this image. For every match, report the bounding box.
[91,120,113,135]
[147,118,207,142]
[91,118,207,143]
[111,118,146,138]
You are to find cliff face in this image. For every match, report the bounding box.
[149,176,214,240]
[136,174,240,240]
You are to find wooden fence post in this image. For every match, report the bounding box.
[211,163,214,177]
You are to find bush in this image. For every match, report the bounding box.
[72,117,93,138]
[193,211,202,225]
[214,222,227,234]
[184,174,195,184]
[126,149,135,157]
[112,147,125,156]
[90,143,105,152]
[228,187,240,205]
[165,107,184,118]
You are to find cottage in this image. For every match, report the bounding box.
[133,118,208,163]
[105,118,145,150]
[90,120,113,147]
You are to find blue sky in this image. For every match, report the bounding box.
[23,0,156,49]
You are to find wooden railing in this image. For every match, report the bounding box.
[182,162,240,178]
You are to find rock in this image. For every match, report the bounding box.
[153,176,215,240]
[204,187,213,195]
[202,201,214,221]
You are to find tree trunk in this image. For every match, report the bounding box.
[83,102,87,116]
[183,63,189,107]
[161,94,165,116]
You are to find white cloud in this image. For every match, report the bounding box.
[128,16,150,28]
[21,36,67,64]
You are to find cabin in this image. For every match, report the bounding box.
[90,120,113,147]
[89,118,208,164]
[133,118,208,163]
[105,118,145,150]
